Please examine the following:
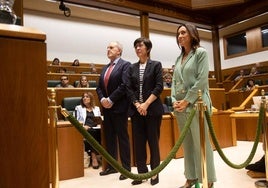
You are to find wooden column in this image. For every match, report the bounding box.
[140,11,149,38]
[211,25,222,82]
[13,0,23,25]
[0,24,48,188]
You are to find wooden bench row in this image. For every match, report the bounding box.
[47,73,100,87]
[47,65,103,74]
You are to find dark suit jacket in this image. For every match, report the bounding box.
[127,59,164,116]
[96,58,131,114]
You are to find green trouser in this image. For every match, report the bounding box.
[175,111,217,183]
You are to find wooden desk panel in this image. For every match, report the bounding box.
[211,111,236,147]
[0,24,48,188]
[48,121,84,180]
[170,115,185,159]
[230,112,263,141]
[209,78,217,88]
[159,115,178,160]
[48,65,95,74]
[209,88,227,110]
[227,90,252,108]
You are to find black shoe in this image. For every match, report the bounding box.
[246,156,266,172]
[99,168,117,176]
[131,180,143,185]
[119,174,128,180]
[150,175,159,186]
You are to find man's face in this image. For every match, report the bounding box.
[107,42,121,61]
[61,76,69,87]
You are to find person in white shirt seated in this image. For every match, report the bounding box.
[75,92,101,169]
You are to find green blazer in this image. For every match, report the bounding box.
[171,47,212,113]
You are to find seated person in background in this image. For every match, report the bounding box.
[51,58,60,65]
[246,79,256,91]
[249,66,259,76]
[91,67,98,74]
[56,75,74,88]
[162,68,169,76]
[234,69,245,82]
[72,59,80,66]
[76,75,89,88]
[56,67,67,73]
[163,73,172,88]
[75,92,101,169]
[246,141,266,173]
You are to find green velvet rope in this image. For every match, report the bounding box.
[205,106,265,169]
[62,109,196,180]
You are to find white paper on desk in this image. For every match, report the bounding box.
[253,96,268,109]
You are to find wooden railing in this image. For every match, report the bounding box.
[47,73,100,86]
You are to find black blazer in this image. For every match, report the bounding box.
[127,59,164,116]
[96,58,131,114]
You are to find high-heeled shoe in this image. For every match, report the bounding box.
[203,183,214,188]
[131,179,147,185]
[131,180,142,185]
[179,179,198,188]
[150,175,159,186]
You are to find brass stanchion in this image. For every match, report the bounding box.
[196,90,208,188]
[255,89,268,188]
[48,89,60,188]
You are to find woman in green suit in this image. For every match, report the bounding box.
[171,23,216,188]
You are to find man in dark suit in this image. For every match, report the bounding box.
[96,41,131,181]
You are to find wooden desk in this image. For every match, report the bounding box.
[211,111,236,147]
[230,112,264,141]
[0,24,48,188]
[48,121,84,180]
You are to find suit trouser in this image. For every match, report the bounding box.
[175,111,217,183]
[131,113,162,173]
[103,111,131,171]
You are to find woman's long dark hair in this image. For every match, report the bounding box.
[80,92,95,108]
[176,23,200,54]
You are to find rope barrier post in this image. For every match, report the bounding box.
[255,89,268,188]
[48,89,60,188]
[196,90,208,188]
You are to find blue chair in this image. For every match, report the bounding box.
[62,97,81,116]
[47,80,61,87]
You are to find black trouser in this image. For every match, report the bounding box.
[131,113,162,173]
[84,128,101,155]
[103,111,131,171]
